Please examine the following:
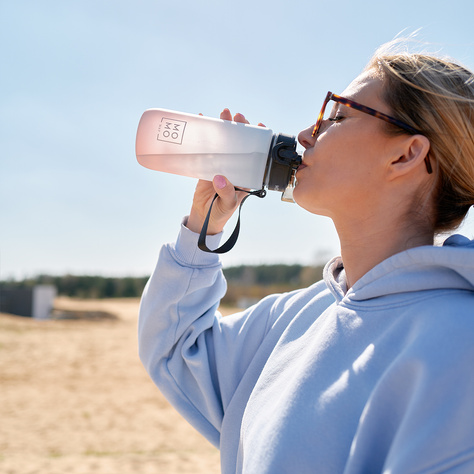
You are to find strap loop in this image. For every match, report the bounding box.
[198,187,266,253]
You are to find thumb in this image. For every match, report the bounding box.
[212,175,242,211]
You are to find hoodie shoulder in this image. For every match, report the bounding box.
[344,234,474,302]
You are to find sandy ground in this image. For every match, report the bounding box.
[0,297,225,474]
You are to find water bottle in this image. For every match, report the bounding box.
[135,109,302,202]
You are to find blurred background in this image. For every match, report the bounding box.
[2,0,474,280]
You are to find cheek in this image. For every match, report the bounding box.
[319,133,382,184]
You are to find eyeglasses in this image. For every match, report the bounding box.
[312,91,432,174]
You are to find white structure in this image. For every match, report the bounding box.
[32,285,57,319]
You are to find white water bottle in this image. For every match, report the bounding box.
[135,109,302,201]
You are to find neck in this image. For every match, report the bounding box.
[333,213,434,289]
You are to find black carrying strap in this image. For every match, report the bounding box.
[198,187,266,253]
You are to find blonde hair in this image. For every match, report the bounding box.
[366,41,474,233]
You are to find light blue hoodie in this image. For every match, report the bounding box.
[138,224,474,473]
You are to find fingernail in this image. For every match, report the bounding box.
[214,175,227,189]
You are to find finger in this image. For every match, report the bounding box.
[220,108,232,121]
[234,113,249,124]
[258,122,266,127]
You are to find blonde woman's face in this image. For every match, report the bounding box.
[294,71,399,218]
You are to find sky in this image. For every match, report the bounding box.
[1,0,474,279]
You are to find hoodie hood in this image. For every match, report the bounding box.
[324,234,474,304]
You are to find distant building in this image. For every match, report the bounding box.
[0,285,57,319]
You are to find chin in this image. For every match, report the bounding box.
[293,182,313,206]
[293,187,331,217]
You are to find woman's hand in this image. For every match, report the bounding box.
[186,109,260,235]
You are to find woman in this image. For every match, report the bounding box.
[138,42,474,473]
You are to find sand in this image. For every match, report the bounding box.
[0,297,223,473]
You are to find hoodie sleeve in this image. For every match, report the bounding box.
[138,221,279,447]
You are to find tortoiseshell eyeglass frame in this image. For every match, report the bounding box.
[312,91,433,174]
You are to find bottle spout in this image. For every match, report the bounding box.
[281,169,298,203]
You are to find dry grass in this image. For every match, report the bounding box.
[0,297,231,473]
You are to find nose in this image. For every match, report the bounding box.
[298,124,316,149]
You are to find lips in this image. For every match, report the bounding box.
[298,153,309,171]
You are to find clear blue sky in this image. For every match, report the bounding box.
[1,0,473,278]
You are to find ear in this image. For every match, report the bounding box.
[388,135,431,180]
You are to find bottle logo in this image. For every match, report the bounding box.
[157,117,187,144]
